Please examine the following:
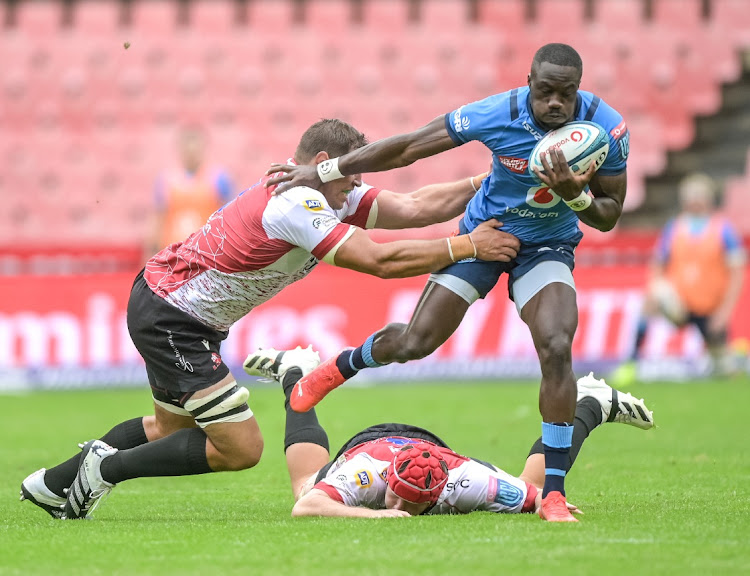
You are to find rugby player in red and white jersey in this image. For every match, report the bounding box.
[20,119,520,520]
[243,347,654,518]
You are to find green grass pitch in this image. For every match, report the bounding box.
[2,379,749,575]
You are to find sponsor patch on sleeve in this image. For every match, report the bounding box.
[486,476,523,507]
[303,199,324,212]
[609,120,629,161]
[355,470,372,488]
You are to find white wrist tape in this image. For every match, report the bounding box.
[317,157,344,183]
[564,191,592,212]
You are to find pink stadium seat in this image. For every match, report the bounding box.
[73,0,121,35]
[189,0,236,34]
[534,0,586,33]
[592,0,643,28]
[652,0,703,28]
[723,175,750,234]
[361,0,411,30]
[14,0,61,35]
[477,0,527,30]
[419,0,468,28]
[248,0,297,29]
[129,0,179,33]
[304,0,353,28]
[711,0,750,29]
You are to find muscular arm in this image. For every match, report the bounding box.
[576,171,627,232]
[328,220,517,279]
[291,489,408,518]
[373,173,485,230]
[266,116,459,190]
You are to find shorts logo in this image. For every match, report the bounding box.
[303,199,324,212]
[497,155,528,174]
[211,352,222,371]
[453,107,470,133]
[167,330,193,372]
[355,470,372,488]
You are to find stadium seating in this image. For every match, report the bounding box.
[1,0,748,245]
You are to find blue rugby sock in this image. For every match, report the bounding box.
[542,422,574,498]
[335,334,383,379]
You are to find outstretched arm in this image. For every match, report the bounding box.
[292,489,409,518]
[267,116,458,191]
[327,220,518,279]
[373,172,487,230]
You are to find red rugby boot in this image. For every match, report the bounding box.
[290,355,347,412]
[538,491,578,523]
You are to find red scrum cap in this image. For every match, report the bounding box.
[387,443,450,504]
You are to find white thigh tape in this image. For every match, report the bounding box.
[185,381,253,428]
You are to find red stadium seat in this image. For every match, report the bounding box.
[14,0,62,35]
[188,0,237,34]
[361,0,411,30]
[419,0,468,28]
[652,0,703,28]
[129,0,179,33]
[534,0,586,33]
[304,0,353,28]
[248,0,297,30]
[73,0,121,35]
[477,0,527,30]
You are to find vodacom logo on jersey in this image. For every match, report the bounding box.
[525,184,562,209]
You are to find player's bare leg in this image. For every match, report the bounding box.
[520,282,579,522]
[243,346,328,498]
[291,282,470,412]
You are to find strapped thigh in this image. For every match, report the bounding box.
[183,381,253,428]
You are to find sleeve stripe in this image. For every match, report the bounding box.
[509,88,519,121]
[313,482,345,503]
[584,96,601,121]
[342,187,380,229]
[311,223,352,261]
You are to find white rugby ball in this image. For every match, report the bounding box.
[529,121,609,184]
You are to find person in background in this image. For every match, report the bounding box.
[146,126,233,258]
[613,173,746,385]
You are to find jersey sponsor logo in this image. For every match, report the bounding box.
[523,121,545,141]
[452,107,470,133]
[487,476,523,507]
[445,479,470,492]
[524,185,562,210]
[385,437,420,446]
[497,155,529,174]
[571,130,583,142]
[303,199,324,212]
[610,120,630,161]
[380,468,388,481]
[312,215,337,230]
[355,470,372,487]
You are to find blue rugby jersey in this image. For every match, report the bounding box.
[445,86,629,244]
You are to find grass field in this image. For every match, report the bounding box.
[2,379,749,576]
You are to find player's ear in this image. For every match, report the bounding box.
[313,151,330,165]
[527,73,531,87]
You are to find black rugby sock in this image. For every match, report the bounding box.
[99,427,211,483]
[282,368,329,452]
[44,417,149,497]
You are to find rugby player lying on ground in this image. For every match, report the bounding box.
[244,347,654,518]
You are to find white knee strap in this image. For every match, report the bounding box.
[184,381,253,428]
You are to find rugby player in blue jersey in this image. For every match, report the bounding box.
[266,43,631,522]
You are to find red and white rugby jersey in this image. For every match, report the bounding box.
[144,171,379,331]
[313,437,534,515]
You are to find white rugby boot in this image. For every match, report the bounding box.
[577,372,654,430]
[244,345,321,382]
[63,440,117,520]
[20,468,66,519]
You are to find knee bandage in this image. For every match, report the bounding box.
[184,381,253,428]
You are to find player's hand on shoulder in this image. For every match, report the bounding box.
[470,219,520,262]
[373,509,411,518]
[532,148,597,201]
[266,164,321,194]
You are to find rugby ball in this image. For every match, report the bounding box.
[529,121,609,184]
